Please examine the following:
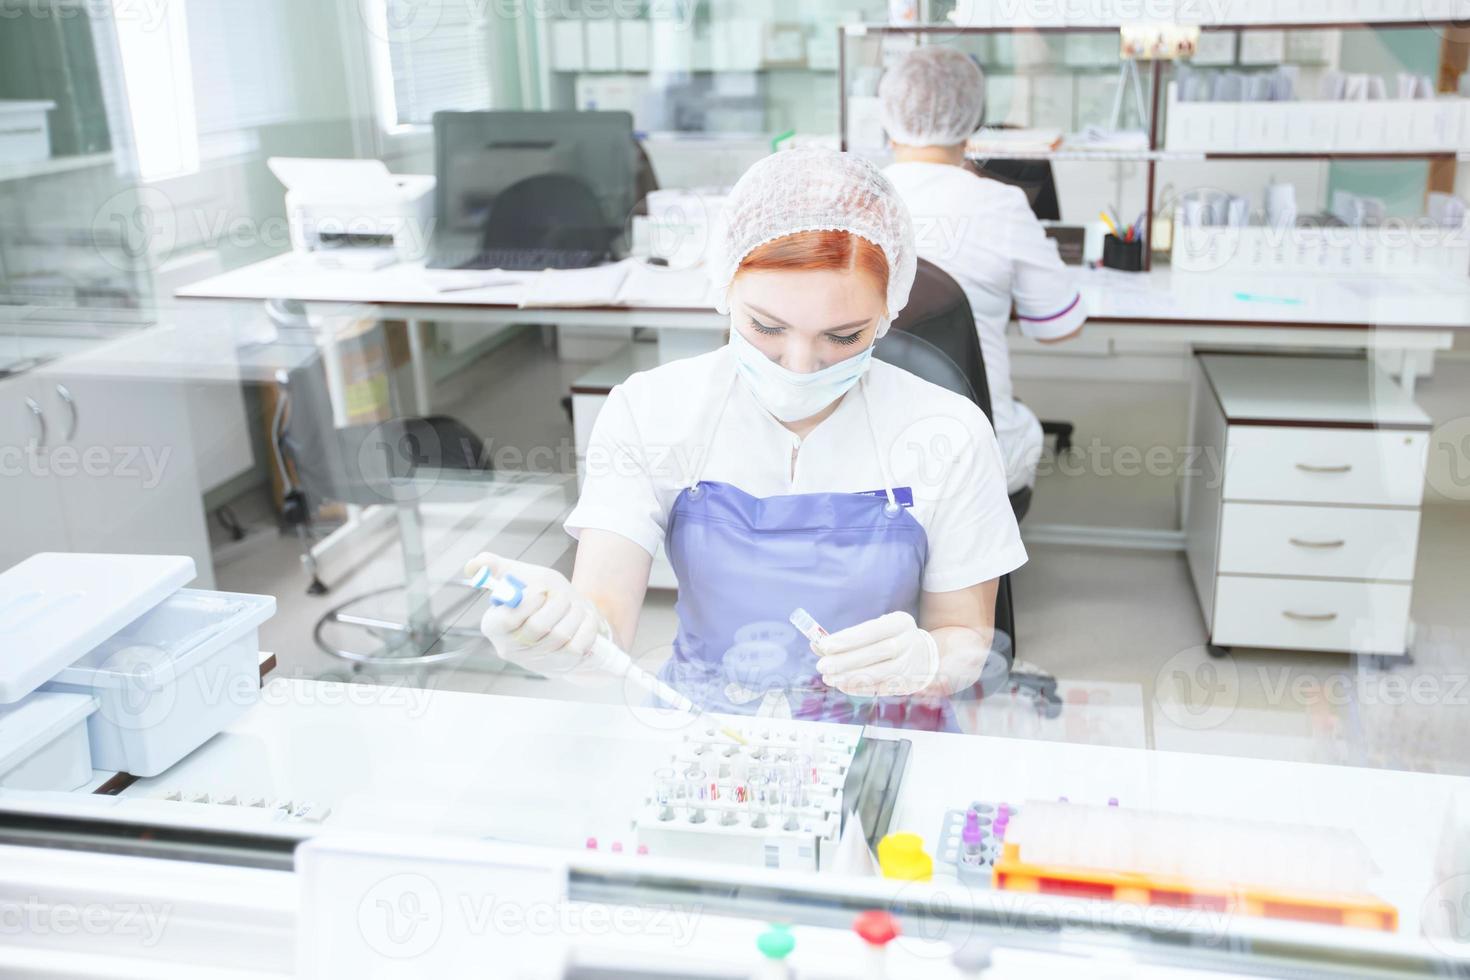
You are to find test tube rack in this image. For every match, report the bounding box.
[991,802,1398,932]
[633,722,860,872]
[934,801,1017,888]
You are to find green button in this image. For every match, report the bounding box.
[757,923,795,959]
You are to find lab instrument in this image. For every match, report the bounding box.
[268,157,436,266]
[470,568,698,714]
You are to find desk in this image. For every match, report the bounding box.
[177,254,1468,345]
[48,676,1470,946]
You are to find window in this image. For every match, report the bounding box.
[184,0,295,160]
[110,0,198,179]
[368,0,495,129]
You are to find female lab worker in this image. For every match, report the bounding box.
[468,148,1026,729]
[879,47,1087,494]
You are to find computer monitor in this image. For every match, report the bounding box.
[429,110,637,266]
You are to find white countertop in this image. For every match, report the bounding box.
[176,253,1470,331]
[1199,353,1433,427]
[79,677,1468,939]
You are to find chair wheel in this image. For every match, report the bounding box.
[307,577,329,596]
[1055,433,1071,455]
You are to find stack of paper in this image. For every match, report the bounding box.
[967,128,1062,154]
[519,258,636,308]
[615,262,714,308]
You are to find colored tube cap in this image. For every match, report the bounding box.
[853,910,899,947]
[962,810,984,846]
[757,923,796,960]
[876,832,933,881]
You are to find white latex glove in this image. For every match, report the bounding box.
[465,553,610,678]
[812,611,940,698]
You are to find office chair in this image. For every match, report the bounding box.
[481,173,619,256]
[269,305,493,668]
[965,157,1076,458]
[877,259,1061,715]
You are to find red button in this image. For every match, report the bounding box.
[853,910,899,947]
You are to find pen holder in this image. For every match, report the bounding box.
[1102,233,1145,272]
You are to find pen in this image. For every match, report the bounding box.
[1098,210,1120,237]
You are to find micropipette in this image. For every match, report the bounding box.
[469,567,700,713]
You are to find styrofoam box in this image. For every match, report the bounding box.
[0,100,55,165]
[42,590,275,777]
[1166,83,1467,153]
[0,691,98,791]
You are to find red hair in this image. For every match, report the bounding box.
[738,230,889,300]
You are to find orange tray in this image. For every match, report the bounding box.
[992,841,1397,931]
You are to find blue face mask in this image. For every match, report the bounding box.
[728,322,881,423]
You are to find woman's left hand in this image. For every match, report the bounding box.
[812,611,941,698]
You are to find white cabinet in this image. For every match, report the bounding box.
[1183,354,1429,658]
[0,363,212,588]
[0,375,70,571]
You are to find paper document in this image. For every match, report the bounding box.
[615,262,715,308]
[520,258,636,307]
[423,268,533,293]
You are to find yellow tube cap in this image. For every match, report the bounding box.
[876,832,933,881]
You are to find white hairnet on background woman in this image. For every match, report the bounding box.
[878,46,986,147]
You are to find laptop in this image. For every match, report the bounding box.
[427,110,637,272]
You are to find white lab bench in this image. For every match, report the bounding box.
[176,254,1469,358]
[56,673,1466,943]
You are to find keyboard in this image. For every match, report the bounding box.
[430,247,605,271]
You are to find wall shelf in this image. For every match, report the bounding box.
[840,17,1467,272]
[0,152,114,185]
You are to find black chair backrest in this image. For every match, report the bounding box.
[875,258,1017,672]
[481,173,618,253]
[880,258,993,422]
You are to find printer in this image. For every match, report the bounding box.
[268,157,436,269]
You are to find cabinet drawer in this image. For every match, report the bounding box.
[1217,503,1420,581]
[1223,427,1427,506]
[1212,576,1410,654]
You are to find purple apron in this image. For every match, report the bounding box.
[659,378,956,731]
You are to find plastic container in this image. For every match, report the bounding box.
[0,100,55,166]
[43,590,275,777]
[0,691,98,791]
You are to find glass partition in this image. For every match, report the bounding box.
[1,2,1469,974]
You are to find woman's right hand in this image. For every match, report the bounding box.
[465,553,610,678]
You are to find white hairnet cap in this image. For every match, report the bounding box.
[709,147,917,328]
[879,47,985,147]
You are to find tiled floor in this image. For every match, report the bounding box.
[215,332,1470,778]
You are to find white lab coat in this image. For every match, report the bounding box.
[884,161,1086,493]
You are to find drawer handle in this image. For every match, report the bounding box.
[1288,537,1346,549]
[1282,610,1338,622]
[1295,462,1352,474]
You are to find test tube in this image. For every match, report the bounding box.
[654,767,676,822]
[684,765,707,823]
[719,778,738,825]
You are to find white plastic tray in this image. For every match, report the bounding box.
[0,553,196,703]
[45,589,275,776]
[0,691,98,791]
